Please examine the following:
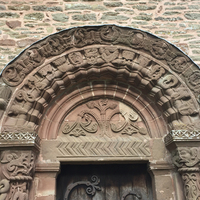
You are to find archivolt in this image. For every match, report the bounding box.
[0,25,200,136]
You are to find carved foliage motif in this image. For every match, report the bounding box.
[62,99,147,137]
[0,151,35,200]
[2,25,193,87]
[1,151,35,180]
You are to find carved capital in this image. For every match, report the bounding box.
[0,149,37,200]
[165,131,200,200]
[0,132,40,200]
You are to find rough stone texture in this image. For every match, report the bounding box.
[52,13,69,22]
[0,39,15,46]
[72,13,96,21]
[6,20,21,29]
[8,5,30,11]
[24,13,44,21]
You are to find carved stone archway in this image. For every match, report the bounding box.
[0,25,200,200]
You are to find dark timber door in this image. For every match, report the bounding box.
[56,164,153,200]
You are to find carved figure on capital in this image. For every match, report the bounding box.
[172,147,200,200]
[173,147,200,170]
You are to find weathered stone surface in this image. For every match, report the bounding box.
[164,2,176,5]
[103,2,123,7]
[33,5,63,12]
[185,13,200,20]
[0,5,6,10]
[115,8,134,13]
[0,39,15,46]
[166,6,186,10]
[65,3,107,11]
[133,15,152,21]
[163,11,181,16]
[6,20,21,29]
[192,50,200,54]
[24,13,44,21]
[101,12,129,20]
[189,5,200,9]
[16,38,38,48]
[52,13,69,22]
[0,12,20,18]
[155,17,183,21]
[72,14,96,21]
[8,5,30,10]
[133,5,156,10]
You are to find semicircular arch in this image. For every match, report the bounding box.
[0,25,200,139]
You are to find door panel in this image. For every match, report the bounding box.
[56,164,153,200]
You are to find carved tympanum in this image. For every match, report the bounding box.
[61,99,147,137]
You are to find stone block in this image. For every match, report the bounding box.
[33,5,63,12]
[72,13,96,21]
[8,5,30,10]
[24,13,44,21]
[101,13,129,20]
[16,38,37,48]
[103,2,123,7]
[0,12,20,18]
[0,5,6,10]
[6,20,21,29]
[185,13,200,20]
[52,13,69,22]
[133,5,156,10]
[0,39,15,46]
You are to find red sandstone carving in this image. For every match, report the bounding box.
[62,99,147,137]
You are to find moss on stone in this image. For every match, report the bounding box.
[103,2,123,7]
[33,5,63,12]
[72,14,96,21]
[52,13,69,22]
[0,12,20,18]
[24,13,44,21]
[8,5,30,10]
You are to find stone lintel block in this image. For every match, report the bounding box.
[35,161,60,176]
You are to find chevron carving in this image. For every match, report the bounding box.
[57,140,150,157]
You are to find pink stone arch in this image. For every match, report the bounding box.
[0,25,199,139]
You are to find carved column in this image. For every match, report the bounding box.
[0,131,40,200]
[165,130,200,200]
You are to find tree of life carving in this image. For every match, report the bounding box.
[62,99,147,137]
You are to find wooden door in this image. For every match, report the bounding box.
[56,164,153,200]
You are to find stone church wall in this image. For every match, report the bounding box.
[0,0,200,71]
